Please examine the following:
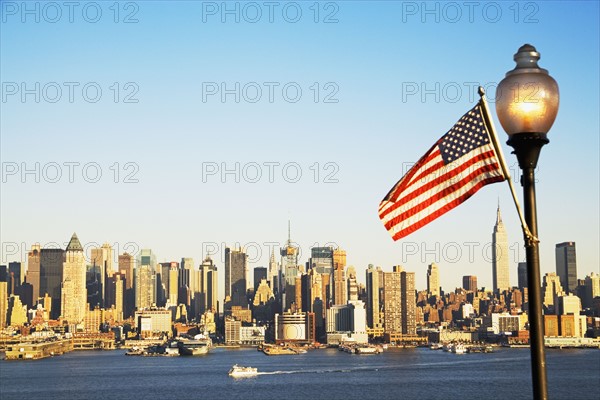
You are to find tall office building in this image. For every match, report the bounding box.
[281,224,299,311]
[268,250,280,294]
[492,206,510,292]
[383,266,415,335]
[225,247,247,308]
[427,263,440,297]
[254,267,267,292]
[401,270,416,335]
[583,272,600,308]
[383,267,402,333]
[105,272,125,322]
[8,262,21,296]
[40,247,65,319]
[90,243,114,307]
[332,248,347,305]
[0,269,7,329]
[542,272,564,313]
[168,262,179,305]
[118,253,135,290]
[135,249,157,310]
[462,275,477,292]
[366,265,384,329]
[518,262,528,290]
[200,256,218,314]
[555,242,577,293]
[347,266,358,302]
[26,244,41,303]
[61,233,88,324]
[309,247,334,274]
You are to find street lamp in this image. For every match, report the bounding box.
[496,44,559,400]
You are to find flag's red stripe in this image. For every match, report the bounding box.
[390,175,505,240]
[382,144,439,202]
[379,149,501,220]
[382,161,502,230]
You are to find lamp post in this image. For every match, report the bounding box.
[495,44,559,400]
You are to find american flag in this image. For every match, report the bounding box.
[379,103,506,241]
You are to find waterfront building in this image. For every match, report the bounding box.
[555,242,578,293]
[462,275,478,292]
[134,308,171,338]
[427,263,440,298]
[274,311,315,344]
[240,324,266,346]
[61,233,88,325]
[225,316,241,344]
[492,206,510,292]
[225,247,247,309]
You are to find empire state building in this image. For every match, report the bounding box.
[492,206,510,292]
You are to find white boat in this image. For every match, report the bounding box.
[229,364,258,378]
[452,344,467,354]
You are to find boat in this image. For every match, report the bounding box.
[229,364,258,378]
[177,335,212,356]
[262,344,299,355]
[355,345,379,354]
[452,343,467,354]
[429,343,443,350]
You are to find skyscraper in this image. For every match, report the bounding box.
[225,247,247,308]
[61,233,87,324]
[427,263,440,297]
[492,205,510,292]
[26,244,41,303]
[555,242,577,293]
[383,266,402,333]
[135,249,156,310]
[542,272,564,314]
[254,267,267,292]
[0,269,7,329]
[347,266,358,302]
[8,262,21,296]
[332,248,347,306]
[40,247,65,319]
[366,264,383,329]
[462,275,478,292]
[518,262,528,290]
[200,256,218,314]
[401,270,416,335]
[168,262,179,305]
[90,243,114,307]
[281,224,299,310]
[118,253,134,290]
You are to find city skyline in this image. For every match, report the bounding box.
[2,2,598,298]
[2,226,594,308]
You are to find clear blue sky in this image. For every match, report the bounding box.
[1,1,599,299]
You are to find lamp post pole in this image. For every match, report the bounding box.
[508,133,549,400]
[496,44,559,400]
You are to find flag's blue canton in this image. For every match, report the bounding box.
[438,106,489,164]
